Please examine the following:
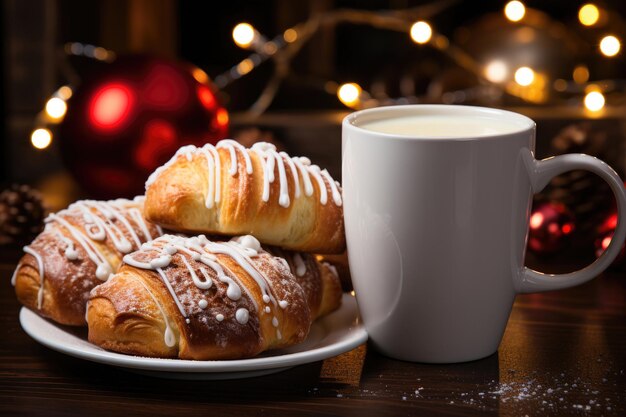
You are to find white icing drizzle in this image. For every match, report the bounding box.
[95,201,144,247]
[279,300,288,309]
[253,147,271,202]
[72,201,132,253]
[145,144,197,187]
[281,151,301,198]
[207,239,278,308]
[272,317,279,327]
[271,150,290,207]
[236,308,249,324]
[293,157,314,197]
[308,165,328,205]
[320,169,343,206]
[21,199,155,314]
[146,140,342,209]
[265,306,271,313]
[216,314,224,322]
[23,246,45,309]
[181,256,211,290]
[198,145,218,208]
[135,277,177,348]
[55,231,79,260]
[127,208,154,241]
[217,139,253,175]
[10,263,22,287]
[292,253,307,277]
[47,214,114,281]
[198,267,214,290]
[122,234,281,329]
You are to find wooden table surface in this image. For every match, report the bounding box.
[1,248,624,417]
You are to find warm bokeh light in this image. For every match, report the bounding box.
[337,83,362,107]
[514,66,535,86]
[191,67,209,84]
[504,1,525,22]
[89,84,133,129]
[216,108,229,126]
[484,60,508,83]
[572,65,589,84]
[45,97,67,120]
[237,58,254,75]
[584,91,605,111]
[93,47,109,61]
[530,212,544,229]
[232,23,256,48]
[57,86,73,100]
[578,4,600,26]
[31,128,52,150]
[283,28,298,43]
[410,21,432,44]
[553,79,568,92]
[600,35,621,57]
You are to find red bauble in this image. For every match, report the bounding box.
[527,202,575,254]
[594,211,626,268]
[59,55,229,198]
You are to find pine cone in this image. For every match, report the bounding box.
[0,184,46,246]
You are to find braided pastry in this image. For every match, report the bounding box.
[86,234,342,359]
[12,198,162,325]
[143,140,345,254]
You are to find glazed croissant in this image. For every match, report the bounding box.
[87,234,342,360]
[12,198,162,326]
[143,140,345,254]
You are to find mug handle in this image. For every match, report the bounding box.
[516,150,626,293]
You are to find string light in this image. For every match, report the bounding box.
[584,91,605,111]
[514,67,535,86]
[283,28,298,43]
[504,1,526,22]
[236,58,254,75]
[578,4,600,26]
[64,42,114,61]
[572,65,590,84]
[191,67,210,84]
[599,35,621,57]
[45,97,67,120]
[232,23,256,48]
[31,128,52,150]
[337,83,362,108]
[484,60,508,83]
[57,86,73,100]
[410,21,432,44]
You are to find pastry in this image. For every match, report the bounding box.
[143,140,345,254]
[87,234,342,360]
[12,197,162,326]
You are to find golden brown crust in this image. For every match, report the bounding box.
[87,271,178,358]
[144,143,345,254]
[267,247,342,320]
[86,235,342,360]
[13,199,161,326]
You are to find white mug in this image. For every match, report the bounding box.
[342,105,626,363]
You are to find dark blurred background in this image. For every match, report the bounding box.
[2,0,626,201]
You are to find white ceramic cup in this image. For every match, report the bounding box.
[342,105,626,363]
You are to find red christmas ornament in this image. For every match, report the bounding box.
[594,211,626,268]
[59,55,229,198]
[527,202,575,254]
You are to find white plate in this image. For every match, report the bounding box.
[19,293,367,380]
